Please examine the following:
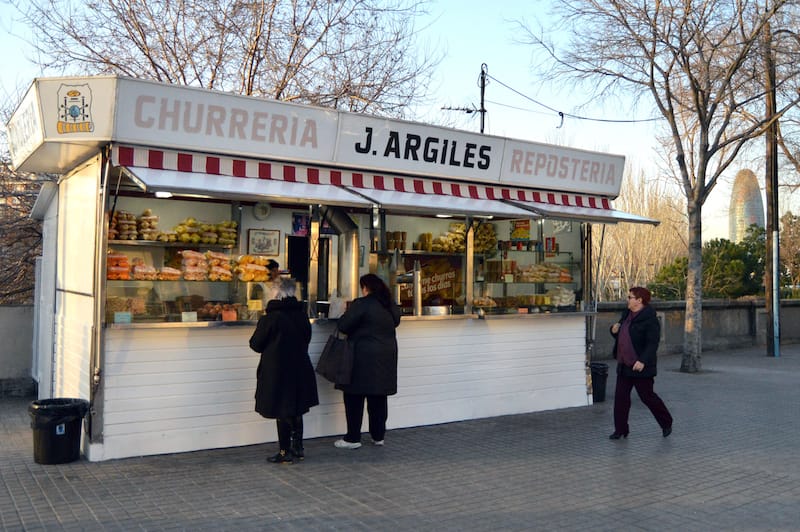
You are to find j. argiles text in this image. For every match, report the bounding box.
[353,127,491,169]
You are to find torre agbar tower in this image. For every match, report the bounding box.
[729,169,765,242]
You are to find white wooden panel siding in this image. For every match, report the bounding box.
[53,291,94,400]
[90,316,589,461]
[94,324,343,460]
[52,161,100,401]
[392,317,588,427]
[35,198,58,398]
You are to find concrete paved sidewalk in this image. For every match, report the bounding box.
[2,346,799,531]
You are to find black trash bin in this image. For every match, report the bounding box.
[590,362,609,403]
[28,398,89,465]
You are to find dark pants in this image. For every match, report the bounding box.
[343,393,388,443]
[275,416,303,450]
[613,374,673,435]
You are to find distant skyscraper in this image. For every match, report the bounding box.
[728,169,765,242]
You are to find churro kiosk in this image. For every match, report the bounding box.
[9,76,656,460]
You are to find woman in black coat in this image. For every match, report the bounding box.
[250,278,319,463]
[608,286,673,440]
[333,273,401,449]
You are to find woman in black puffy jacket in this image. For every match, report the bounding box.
[333,274,401,449]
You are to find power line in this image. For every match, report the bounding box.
[484,99,556,116]
[485,73,661,124]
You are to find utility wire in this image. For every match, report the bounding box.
[485,99,557,116]
[485,73,661,124]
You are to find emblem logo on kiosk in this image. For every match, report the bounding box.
[57,84,94,134]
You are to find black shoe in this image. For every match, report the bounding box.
[662,426,672,438]
[609,431,629,440]
[290,433,304,461]
[266,450,293,464]
[291,446,305,461]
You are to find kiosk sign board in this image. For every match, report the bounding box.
[8,75,625,198]
[6,85,44,166]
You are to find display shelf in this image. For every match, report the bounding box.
[481,281,578,285]
[372,249,463,256]
[108,239,235,250]
[107,279,234,284]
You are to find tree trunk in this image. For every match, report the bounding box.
[681,200,703,372]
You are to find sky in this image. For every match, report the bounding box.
[0,0,782,241]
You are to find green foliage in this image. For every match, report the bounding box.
[649,257,687,300]
[649,225,765,300]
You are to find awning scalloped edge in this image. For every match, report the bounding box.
[112,144,612,210]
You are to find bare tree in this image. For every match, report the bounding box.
[520,0,800,372]
[771,10,800,190]
[11,0,440,117]
[776,117,800,190]
[593,171,687,301]
[780,212,800,292]
[2,0,441,304]
[0,155,49,304]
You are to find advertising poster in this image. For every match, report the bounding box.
[510,220,531,241]
[399,255,464,307]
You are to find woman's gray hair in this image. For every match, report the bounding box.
[272,277,297,300]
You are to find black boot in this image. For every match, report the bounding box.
[290,416,304,461]
[268,419,293,463]
[266,449,293,464]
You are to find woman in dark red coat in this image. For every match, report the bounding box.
[250,278,319,463]
[333,274,401,449]
[609,286,673,440]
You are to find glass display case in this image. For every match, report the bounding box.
[377,216,584,316]
[103,199,253,324]
[105,240,241,323]
[474,247,580,313]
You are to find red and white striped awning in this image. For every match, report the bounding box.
[113,145,657,224]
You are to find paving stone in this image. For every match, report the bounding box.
[2,346,800,530]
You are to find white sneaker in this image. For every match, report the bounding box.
[334,439,361,449]
[372,439,384,446]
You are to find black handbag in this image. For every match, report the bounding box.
[315,329,354,385]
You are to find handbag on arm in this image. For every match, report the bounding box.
[315,328,354,385]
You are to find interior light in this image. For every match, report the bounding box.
[155,191,173,198]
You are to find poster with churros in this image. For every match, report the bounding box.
[399,255,464,307]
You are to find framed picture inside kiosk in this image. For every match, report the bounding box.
[248,229,280,256]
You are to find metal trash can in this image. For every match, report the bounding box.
[590,363,609,403]
[28,398,89,464]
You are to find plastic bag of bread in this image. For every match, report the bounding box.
[205,251,231,269]
[182,266,208,281]
[237,263,267,282]
[106,252,129,267]
[208,266,233,282]
[132,264,158,280]
[157,267,182,281]
[180,250,208,268]
[107,265,131,280]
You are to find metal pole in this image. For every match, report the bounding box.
[773,231,781,357]
[764,21,780,357]
[479,64,487,134]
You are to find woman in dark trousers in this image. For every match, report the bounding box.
[609,286,673,440]
[250,278,319,463]
[334,274,401,449]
